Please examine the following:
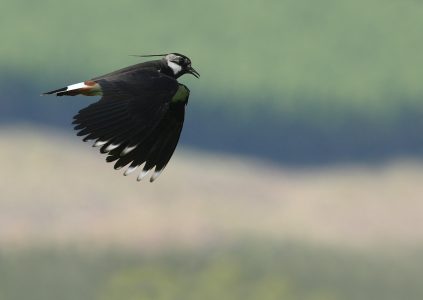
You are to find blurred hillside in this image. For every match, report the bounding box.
[2,0,423,163]
[2,126,423,249]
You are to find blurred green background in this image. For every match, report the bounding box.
[1,0,423,299]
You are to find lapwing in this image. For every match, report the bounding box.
[43,53,199,182]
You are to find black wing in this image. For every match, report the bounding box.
[72,69,189,182]
[91,60,162,81]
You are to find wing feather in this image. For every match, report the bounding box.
[72,68,189,181]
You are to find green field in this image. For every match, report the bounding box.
[3,0,423,113]
[1,244,423,300]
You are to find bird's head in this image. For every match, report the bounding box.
[132,52,200,79]
[164,53,200,79]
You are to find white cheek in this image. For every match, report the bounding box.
[167,61,182,75]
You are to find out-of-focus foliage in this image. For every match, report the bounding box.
[2,0,423,111]
[0,244,422,300]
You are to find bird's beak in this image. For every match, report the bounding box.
[188,66,200,78]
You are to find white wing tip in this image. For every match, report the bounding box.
[105,143,120,152]
[121,145,137,156]
[124,165,138,176]
[137,169,150,181]
[93,140,108,147]
[150,169,164,182]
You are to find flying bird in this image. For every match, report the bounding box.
[43,53,199,182]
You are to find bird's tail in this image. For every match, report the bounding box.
[43,81,102,96]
